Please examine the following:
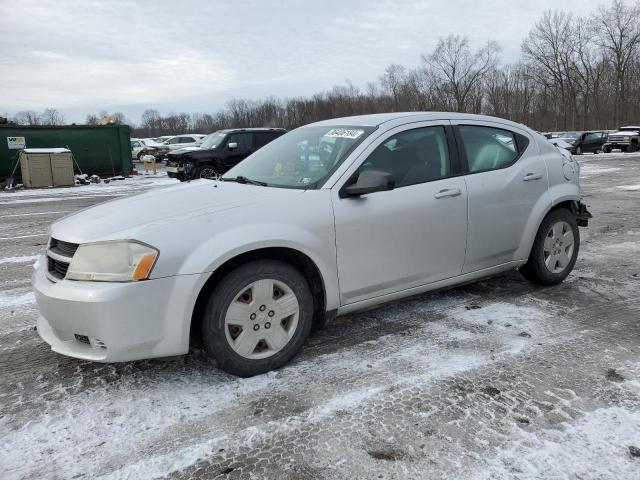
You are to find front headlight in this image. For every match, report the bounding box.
[66,240,159,282]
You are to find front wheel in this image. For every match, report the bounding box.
[192,166,220,180]
[520,209,579,286]
[202,260,314,377]
[603,145,612,153]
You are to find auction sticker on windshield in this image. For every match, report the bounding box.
[325,129,364,139]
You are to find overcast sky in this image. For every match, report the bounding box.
[0,0,608,123]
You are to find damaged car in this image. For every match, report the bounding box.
[33,112,591,377]
[165,128,286,180]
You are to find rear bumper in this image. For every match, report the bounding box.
[32,256,203,362]
[575,201,592,227]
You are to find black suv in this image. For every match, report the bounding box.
[165,128,286,180]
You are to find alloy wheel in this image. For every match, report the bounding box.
[543,220,575,274]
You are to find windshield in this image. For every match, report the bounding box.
[222,126,375,188]
[561,131,581,139]
[199,131,227,149]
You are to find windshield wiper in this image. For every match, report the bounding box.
[221,175,268,186]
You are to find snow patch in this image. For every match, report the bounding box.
[580,165,621,177]
[474,407,640,480]
[617,184,640,191]
[0,290,35,307]
[0,255,39,265]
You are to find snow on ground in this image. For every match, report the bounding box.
[475,405,640,480]
[0,296,562,480]
[0,171,178,204]
[617,184,640,191]
[579,165,621,177]
[0,289,35,308]
[0,256,38,265]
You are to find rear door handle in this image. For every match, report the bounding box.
[434,188,462,199]
[523,173,543,181]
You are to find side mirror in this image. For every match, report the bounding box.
[227,142,238,150]
[341,170,395,198]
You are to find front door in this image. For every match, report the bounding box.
[332,123,468,306]
[224,132,253,170]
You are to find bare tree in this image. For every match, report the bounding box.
[40,108,65,125]
[424,35,500,112]
[13,110,42,125]
[592,0,640,125]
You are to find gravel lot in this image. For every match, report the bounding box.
[1,155,639,480]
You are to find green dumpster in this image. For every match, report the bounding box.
[0,124,132,180]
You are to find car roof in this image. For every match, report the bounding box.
[306,112,532,131]
[216,128,287,134]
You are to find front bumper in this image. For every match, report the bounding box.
[32,256,203,362]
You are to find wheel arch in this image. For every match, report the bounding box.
[517,194,581,262]
[189,246,329,348]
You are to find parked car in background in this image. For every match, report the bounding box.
[130,138,170,160]
[33,112,591,377]
[549,138,574,150]
[153,135,173,143]
[603,126,640,152]
[166,128,286,180]
[162,134,206,151]
[557,131,608,155]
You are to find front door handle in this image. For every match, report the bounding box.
[523,172,543,181]
[434,188,462,199]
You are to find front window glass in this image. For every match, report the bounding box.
[222,126,375,188]
[353,126,451,187]
[200,131,227,149]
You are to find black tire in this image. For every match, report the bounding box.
[575,146,582,155]
[520,208,579,286]
[192,165,219,180]
[621,145,629,153]
[628,143,638,153]
[603,145,612,153]
[202,260,314,377]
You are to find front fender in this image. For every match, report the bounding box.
[178,222,340,311]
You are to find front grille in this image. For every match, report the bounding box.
[46,238,79,281]
[49,238,79,257]
[608,135,627,142]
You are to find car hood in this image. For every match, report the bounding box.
[50,180,305,244]
[167,146,202,155]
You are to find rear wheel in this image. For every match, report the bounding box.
[575,146,583,155]
[520,209,579,286]
[202,260,313,377]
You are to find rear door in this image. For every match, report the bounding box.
[452,121,550,273]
